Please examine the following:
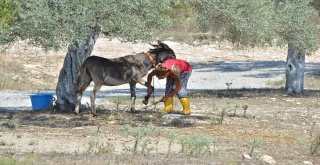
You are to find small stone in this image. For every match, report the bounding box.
[242,153,252,160]
[303,161,313,165]
[260,155,276,165]
[161,122,168,126]
[161,114,184,119]
[108,120,119,125]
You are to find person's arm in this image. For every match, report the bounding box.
[160,70,181,102]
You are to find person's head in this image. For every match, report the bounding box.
[154,65,169,79]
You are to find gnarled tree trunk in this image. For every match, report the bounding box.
[285,46,305,95]
[55,27,100,113]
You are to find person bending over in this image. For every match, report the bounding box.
[146,59,192,115]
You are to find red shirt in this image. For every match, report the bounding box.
[162,59,192,73]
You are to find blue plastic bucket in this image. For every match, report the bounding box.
[30,93,55,111]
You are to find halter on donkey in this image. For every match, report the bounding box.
[75,41,176,115]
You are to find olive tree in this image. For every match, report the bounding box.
[0,0,17,30]
[187,0,319,94]
[1,0,173,112]
[0,0,19,48]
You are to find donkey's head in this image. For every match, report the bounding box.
[149,40,176,64]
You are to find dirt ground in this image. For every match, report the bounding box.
[1,90,320,164]
[1,38,320,164]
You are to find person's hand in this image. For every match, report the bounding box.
[160,96,169,102]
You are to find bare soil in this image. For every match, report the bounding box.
[1,38,320,164]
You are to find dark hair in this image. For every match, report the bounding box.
[154,66,168,75]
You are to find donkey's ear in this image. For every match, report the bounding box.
[159,42,170,50]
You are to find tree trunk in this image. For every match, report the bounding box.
[285,46,305,95]
[55,27,100,113]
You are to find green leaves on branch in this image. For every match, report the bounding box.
[0,0,19,32]
[1,0,174,50]
[187,0,319,51]
[274,0,319,51]
[2,0,319,51]
[188,0,276,48]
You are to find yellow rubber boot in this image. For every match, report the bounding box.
[161,97,173,114]
[180,98,191,115]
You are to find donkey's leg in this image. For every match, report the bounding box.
[90,83,102,116]
[75,72,92,115]
[129,82,137,112]
[137,79,154,105]
[75,90,83,115]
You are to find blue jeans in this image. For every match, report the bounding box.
[165,71,191,98]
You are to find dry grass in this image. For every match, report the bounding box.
[267,75,320,89]
[305,76,320,89]
[0,48,62,90]
[0,54,25,89]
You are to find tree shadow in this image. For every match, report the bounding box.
[190,60,320,78]
[2,60,320,129]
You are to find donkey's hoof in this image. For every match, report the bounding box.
[130,107,137,113]
[142,100,148,105]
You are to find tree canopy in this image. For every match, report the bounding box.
[1,0,174,50]
[188,0,319,51]
[2,0,319,52]
[0,0,18,31]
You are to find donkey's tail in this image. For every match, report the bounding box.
[75,63,90,93]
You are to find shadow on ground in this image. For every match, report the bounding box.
[191,60,320,77]
[1,87,320,129]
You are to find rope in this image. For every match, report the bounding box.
[152,76,155,103]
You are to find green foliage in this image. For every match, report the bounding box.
[2,0,319,53]
[120,124,160,154]
[183,134,216,156]
[0,0,19,32]
[166,131,178,156]
[1,0,174,50]
[274,0,319,51]
[28,140,38,146]
[187,0,276,48]
[246,139,263,157]
[87,140,115,154]
[0,157,16,165]
[0,155,37,165]
[187,0,319,51]
[311,0,320,15]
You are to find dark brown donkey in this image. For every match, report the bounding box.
[75,41,175,115]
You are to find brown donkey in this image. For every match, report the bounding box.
[75,41,175,115]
